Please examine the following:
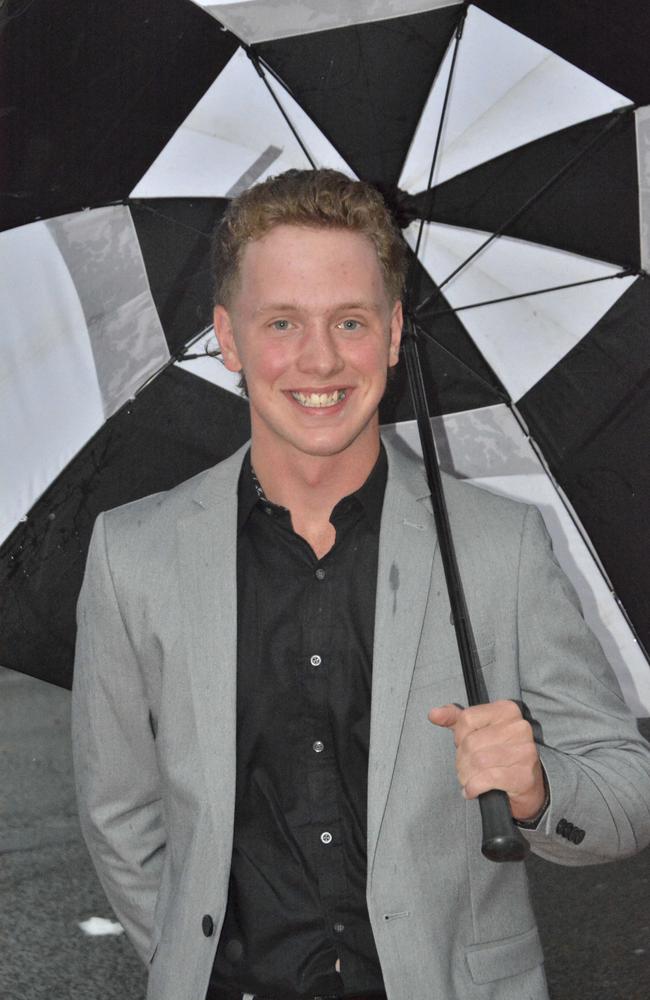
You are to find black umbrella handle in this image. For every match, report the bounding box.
[401,318,529,863]
[479,790,529,862]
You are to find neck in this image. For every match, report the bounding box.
[250,434,380,526]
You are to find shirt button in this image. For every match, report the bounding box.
[310,654,322,667]
[315,567,326,580]
[320,831,332,845]
[333,922,345,934]
[312,740,325,753]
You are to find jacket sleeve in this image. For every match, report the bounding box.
[71,512,165,963]
[515,505,650,863]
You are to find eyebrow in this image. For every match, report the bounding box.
[253,300,382,316]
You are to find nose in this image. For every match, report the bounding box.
[296,321,345,377]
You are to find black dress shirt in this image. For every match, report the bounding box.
[208,449,387,998]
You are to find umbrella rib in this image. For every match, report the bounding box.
[412,5,467,264]
[415,106,634,316]
[418,270,636,318]
[212,18,316,168]
[244,46,317,169]
[255,53,303,105]
[413,319,509,402]
[134,326,216,397]
[129,201,219,239]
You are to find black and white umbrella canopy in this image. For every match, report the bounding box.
[1,0,649,712]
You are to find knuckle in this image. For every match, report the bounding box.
[513,718,533,740]
[507,701,525,722]
[505,725,519,743]
[457,708,475,733]
[473,750,493,771]
[514,719,535,750]
[463,777,479,799]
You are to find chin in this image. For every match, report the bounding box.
[290,424,377,459]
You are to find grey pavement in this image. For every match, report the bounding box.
[1,665,649,999]
[0,668,145,1000]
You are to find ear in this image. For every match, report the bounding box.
[388,299,403,367]
[213,305,242,372]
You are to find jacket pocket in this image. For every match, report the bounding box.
[465,925,544,984]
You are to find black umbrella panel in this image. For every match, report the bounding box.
[1,0,649,712]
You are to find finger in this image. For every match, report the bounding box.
[462,766,516,801]
[461,716,534,756]
[462,761,546,821]
[456,741,540,788]
[428,704,464,730]
[461,760,538,799]
[452,699,523,743]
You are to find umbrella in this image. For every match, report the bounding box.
[1,0,649,718]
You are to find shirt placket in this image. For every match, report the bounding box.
[301,546,350,956]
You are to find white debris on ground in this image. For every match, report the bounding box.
[78,916,124,936]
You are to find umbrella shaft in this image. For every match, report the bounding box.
[401,325,486,706]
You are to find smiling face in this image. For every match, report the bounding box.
[214,224,402,467]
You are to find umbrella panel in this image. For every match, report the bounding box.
[380,255,507,425]
[476,0,650,106]
[519,276,650,656]
[0,0,236,231]
[256,6,460,186]
[0,367,250,688]
[411,111,640,269]
[130,198,229,355]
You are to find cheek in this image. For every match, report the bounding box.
[353,341,392,379]
[241,340,294,384]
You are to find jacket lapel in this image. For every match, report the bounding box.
[367,440,438,876]
[176,445,248,841]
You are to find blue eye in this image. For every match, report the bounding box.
[339,319,361,331]
[271,319,290,330]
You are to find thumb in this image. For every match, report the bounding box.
[428,703,464,729]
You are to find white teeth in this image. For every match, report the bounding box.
[291,390,346,408]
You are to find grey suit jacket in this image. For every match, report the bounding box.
[72,437,650,1000]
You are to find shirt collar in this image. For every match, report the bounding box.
[237,445,387,533]
[237,450,266,531]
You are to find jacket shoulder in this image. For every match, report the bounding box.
[443,472,531,525]
[99,444,248,548]
[384,435,538,560]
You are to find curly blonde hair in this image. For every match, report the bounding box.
[212,168,408,307]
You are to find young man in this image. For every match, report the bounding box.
[72,170,650,1000]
